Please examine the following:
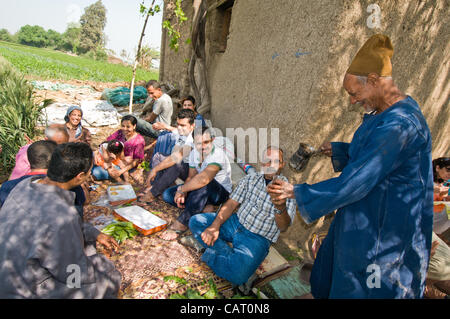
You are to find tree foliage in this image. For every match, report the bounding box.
[78,0,107,59]
[0,29,13,42]
[17,25,49,48]
[137,45,160,69]
[45,29,62,48]
[162,0,188,52]
[57,23,81,53]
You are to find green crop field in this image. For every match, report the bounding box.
[0,41,158,83]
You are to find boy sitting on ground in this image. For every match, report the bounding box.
[0,143,121,298]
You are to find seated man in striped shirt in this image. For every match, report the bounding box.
[189,145,297,287]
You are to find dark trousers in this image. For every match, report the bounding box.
[162,179,230,227]
[150,161,190,197]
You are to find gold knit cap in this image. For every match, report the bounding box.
[347,34,393,77]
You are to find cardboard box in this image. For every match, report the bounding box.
[256,246,291,279]
[107,184,137,206]
[113,205,168,236]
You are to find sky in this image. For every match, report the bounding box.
[0,0,163,60]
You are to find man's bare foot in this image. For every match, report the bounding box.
[138,185,152,197]
[139,192,156,203]
[203,204,216,213]
[159,221,187,241]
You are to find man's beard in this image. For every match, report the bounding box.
[356,100,375,113]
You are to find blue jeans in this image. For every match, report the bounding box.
[151,161,189,197]
[162,179,229,227]
[189,213,271,285]
[91,165,121,181]
[152,131,177,160]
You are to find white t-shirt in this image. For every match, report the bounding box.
[152,93,173,126]
[174,132,194,163]
[188,145,232,193]
[174,132,194,148]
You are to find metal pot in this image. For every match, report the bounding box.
[289,143,321,172]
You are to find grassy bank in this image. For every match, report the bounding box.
[0,41,158,83]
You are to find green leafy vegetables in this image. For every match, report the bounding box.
[101,221,139,244]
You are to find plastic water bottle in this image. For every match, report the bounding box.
[236,157,257,175]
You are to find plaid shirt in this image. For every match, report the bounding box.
[230,173,297,243]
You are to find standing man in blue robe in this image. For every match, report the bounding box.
[267,34,434,298]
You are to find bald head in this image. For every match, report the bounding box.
[45,124,69,144]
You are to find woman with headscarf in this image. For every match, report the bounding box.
[64,105,92,146]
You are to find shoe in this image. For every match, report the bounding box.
[180,235,206,253]
[237,273,258,295]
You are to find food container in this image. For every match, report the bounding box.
[107,184,137,206]
[113,205,168,236]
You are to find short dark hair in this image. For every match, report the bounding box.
[121,114,137,126]
[106,139,124,155]
[177,108,196,125]
[27,140,57,170]
[47,143,93,183]
[181,95,196,106]
[146,80,161,89]
[433,157,450,183]
[193,126,213,139]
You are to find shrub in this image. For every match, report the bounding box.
[0,56,52,173]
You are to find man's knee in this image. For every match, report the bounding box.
[189,213,215,234]
[189,213,207,230]
[162,187,175,204]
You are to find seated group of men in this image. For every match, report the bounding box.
[137,107,297,287]
[0,102,296,299]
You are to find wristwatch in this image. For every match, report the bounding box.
[176,186,185,195]
[275,206,287,215]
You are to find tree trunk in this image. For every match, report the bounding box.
[190,0,211,117]
[129,0,156,114]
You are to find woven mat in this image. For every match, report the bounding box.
[84,179,232,299]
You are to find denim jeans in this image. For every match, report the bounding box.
[150,161,189,197]
[162,179,230,227]
[91,165,121,181]
[152,131,177,159]
[189,213,271,285]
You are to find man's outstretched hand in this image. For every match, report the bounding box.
[319,142,332,157]
[96,233,120,253]
[267,179,295,201]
